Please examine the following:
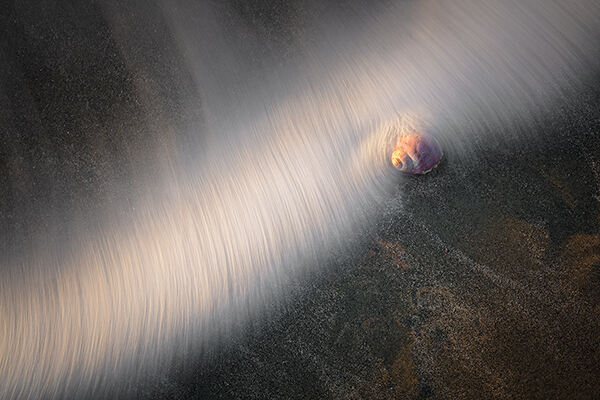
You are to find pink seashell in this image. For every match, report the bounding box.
[391,133,443,174]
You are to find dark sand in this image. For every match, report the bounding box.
[2,3,598,399]
[159,88,600,399]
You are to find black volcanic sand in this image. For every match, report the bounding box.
[151,89,600,400]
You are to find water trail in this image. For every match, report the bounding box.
[1,1,598,398]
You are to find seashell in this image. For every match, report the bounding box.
[391,132,443,174]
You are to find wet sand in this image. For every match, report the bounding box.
[157,86,600,399]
